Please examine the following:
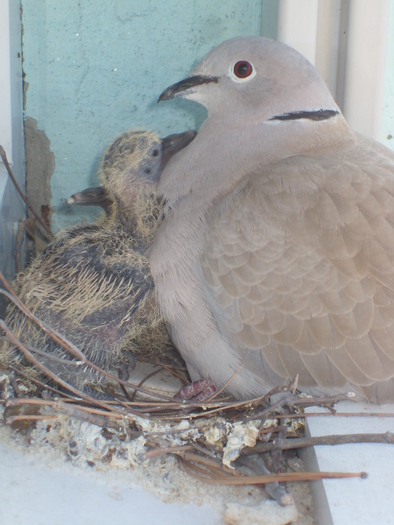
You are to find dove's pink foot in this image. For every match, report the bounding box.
[175,379,217,401]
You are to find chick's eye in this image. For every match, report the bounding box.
[233,61,253,79]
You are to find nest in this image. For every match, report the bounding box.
[0,270,369,519]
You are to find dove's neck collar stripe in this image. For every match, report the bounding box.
[269,109,339,122]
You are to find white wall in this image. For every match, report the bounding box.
[0,0,25,280]
[0,0,13,171]
[277,0,391,142]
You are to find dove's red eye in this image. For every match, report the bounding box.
[233,61,253,78]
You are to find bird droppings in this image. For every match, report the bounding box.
[222,421,260,468]
[0,401,306,525]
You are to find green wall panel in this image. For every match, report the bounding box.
[22,0,265,230]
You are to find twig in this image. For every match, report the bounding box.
[4,397,128,426]
[237,392,293,424]
[237,455,294,507]
[192,442,220,459]
[142,445,194,460]
[287,392,354,411]
[3,399,128,430]
[137,356,189,384]
[304,412,394,418]
[178,458,367,484]
[243,432,394,454]
[8,371,22,398]
[235,380,300,423]
[0,319,123,414]
[23,344,87,366]
[0,145,53,240]
[5,414,58,424]
[207,364,245,401]
[181,452,241,479]
[12,220,26,273]
[272,429,287,474]
[51,400,121,428]
[0,278,180,402]
[129,367,162,402]
[9,364,77,399]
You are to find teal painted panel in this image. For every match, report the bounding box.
[22,0,264,230]
[261,0,279,40]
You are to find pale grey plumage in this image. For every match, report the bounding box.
[151,36,394,403]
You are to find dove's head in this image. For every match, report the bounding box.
[99,129,196,234]
[157,37,353,204]
[101,130,196,192]
[159,36,339,123]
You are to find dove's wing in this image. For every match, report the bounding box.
[201,135,394,402]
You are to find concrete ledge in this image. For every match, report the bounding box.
[304,401,394,524]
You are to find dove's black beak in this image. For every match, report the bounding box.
[158,75,219,102]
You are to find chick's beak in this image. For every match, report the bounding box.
[160,130,197,171]
[67,186,108,206]
[161,130,197,154]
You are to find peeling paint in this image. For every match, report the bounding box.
[24,117,54,218]
[24,117,55,250]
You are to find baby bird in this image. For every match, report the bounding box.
[2,129,195,392]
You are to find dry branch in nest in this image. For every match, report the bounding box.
[0,271,388,509]
[0,145,54,242]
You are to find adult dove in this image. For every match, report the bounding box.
[151,36,394,403]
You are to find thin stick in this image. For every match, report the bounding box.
[12,220,26,273]
[287,392,354,409]
[23,344,86,366]
[9,364,77,399]
[181,452,239,477]
[304,412,394,418]
[130,367,162,402]
[142,445,194,460]
[0,145,53,240]
[5,397,124,421]
[137,357,189,383]
[243,432,394,454]
[0,319,123,414]
[207,364,245,401]
[178,458,367,484]
[5,414,58,424]
[0,279,178,402]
